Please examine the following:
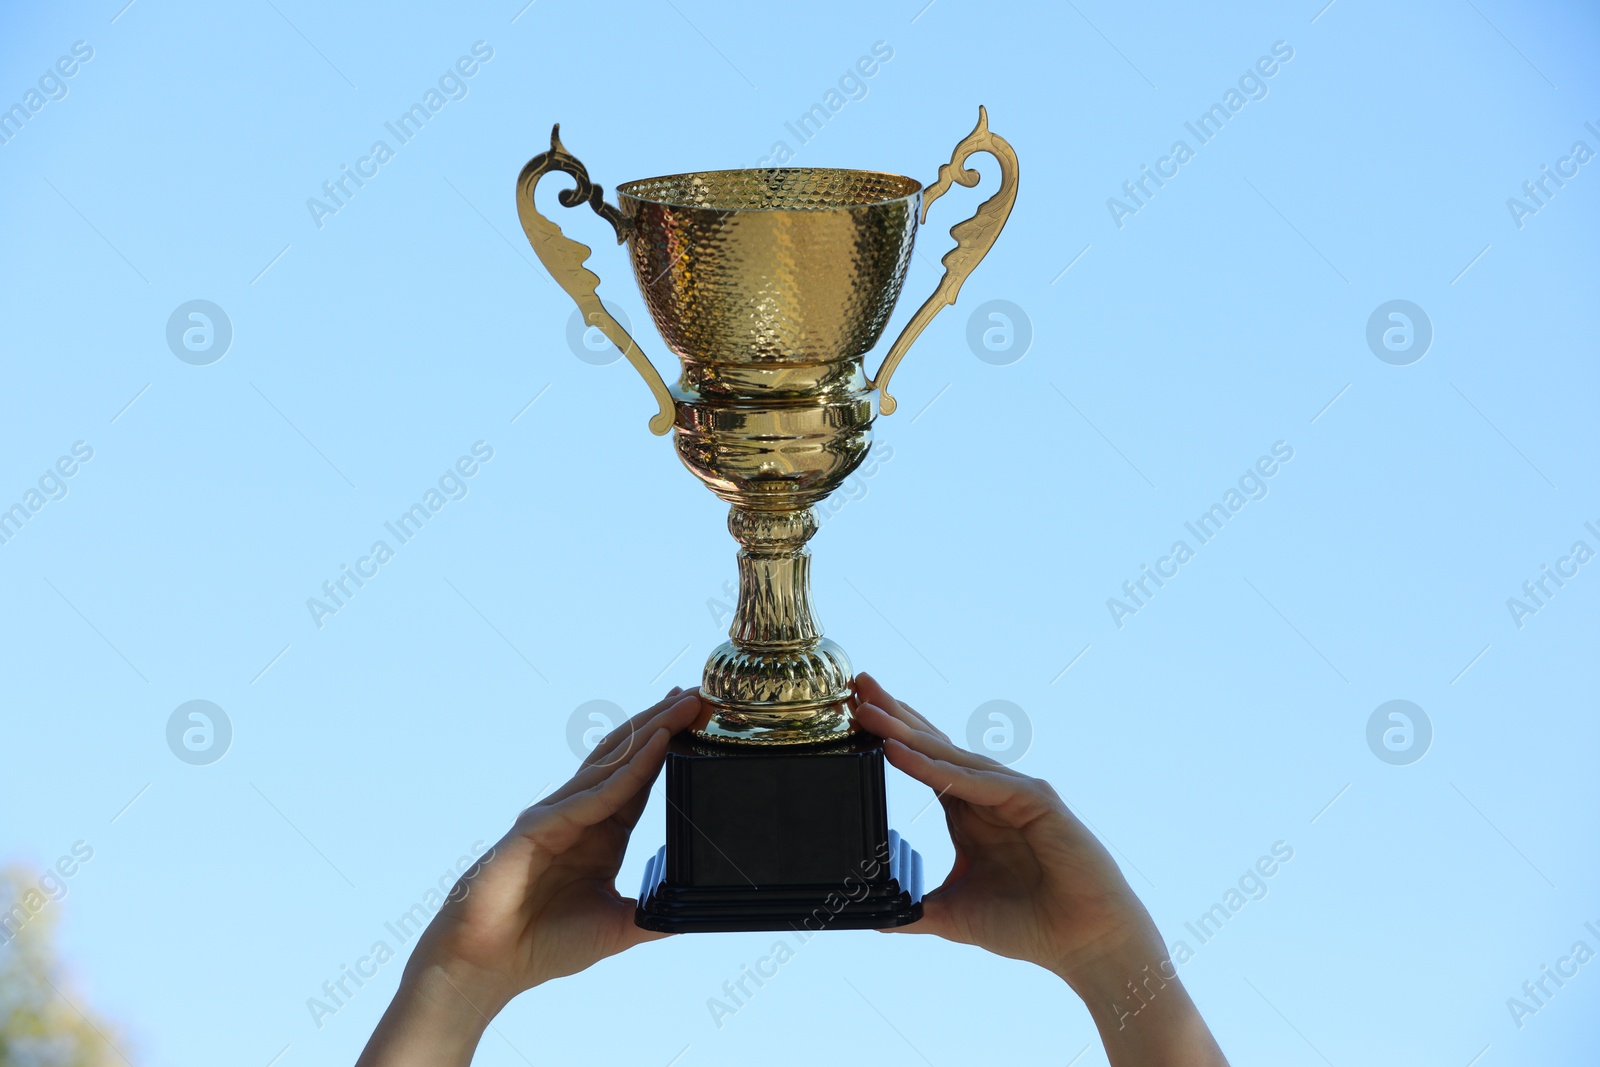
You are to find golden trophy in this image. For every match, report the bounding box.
[516,109,1017,931]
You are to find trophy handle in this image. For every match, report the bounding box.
[869,106,1019,416]
[516,124,676,436]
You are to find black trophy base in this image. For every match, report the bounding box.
[636,731,923,933]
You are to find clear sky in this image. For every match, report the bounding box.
[1,0,1596,1065]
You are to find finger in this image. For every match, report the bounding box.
[854,673,922,730]
[541,698,691,812]
[857,702,1019,776]
[518,726,673,850]
[853,699,944,750]
[862,691,952,746]
[854,672,896,711]
[539,694,699,809]
[883,737,1034,808]
[852,676,937,739]
[580,687,695,773]
[855,674,952,744]
[584,687,696,770]
[896,700,950,742]
[540,727,673,832]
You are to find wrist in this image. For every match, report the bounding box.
[1059,943,1229,1065]
[355,962,504,1067]
[1051,926,1172,1003]
[404,953,520,1023]
[401,916,530,1016]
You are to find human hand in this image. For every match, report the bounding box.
[357,688,701,1067]
[854,675,1228,1065]
[854,674,1153,982]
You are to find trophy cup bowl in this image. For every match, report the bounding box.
[515,110,1017,931]
[620,166,922,744]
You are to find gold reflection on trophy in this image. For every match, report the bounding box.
[517,108,1018,744]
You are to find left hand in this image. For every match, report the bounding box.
[358,688,701,1065]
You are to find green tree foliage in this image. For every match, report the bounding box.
[0,865,130,1067]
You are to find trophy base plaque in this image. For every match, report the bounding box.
[635,732,924,933]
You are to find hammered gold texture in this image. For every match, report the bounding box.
[616,169,920,365]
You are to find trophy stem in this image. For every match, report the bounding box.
[730,506,821,648]
[695,505,855,744]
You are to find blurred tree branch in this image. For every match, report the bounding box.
[1,865,130,1067]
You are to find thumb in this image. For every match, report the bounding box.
[612,897,673,949]
[878,888,955,938]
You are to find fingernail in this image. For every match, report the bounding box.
[667,686,683,697]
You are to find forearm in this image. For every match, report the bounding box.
[355,962,507,1067]
[1060,942,1230,1067]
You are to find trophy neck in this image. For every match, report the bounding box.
[695,504,855,746]
[675,354,868,404]
[728,508,820,649]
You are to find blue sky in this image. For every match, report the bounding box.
[1,1,1597,1064]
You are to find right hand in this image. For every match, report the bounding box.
[853,673,1162,987]
[855,676,1231,1064]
